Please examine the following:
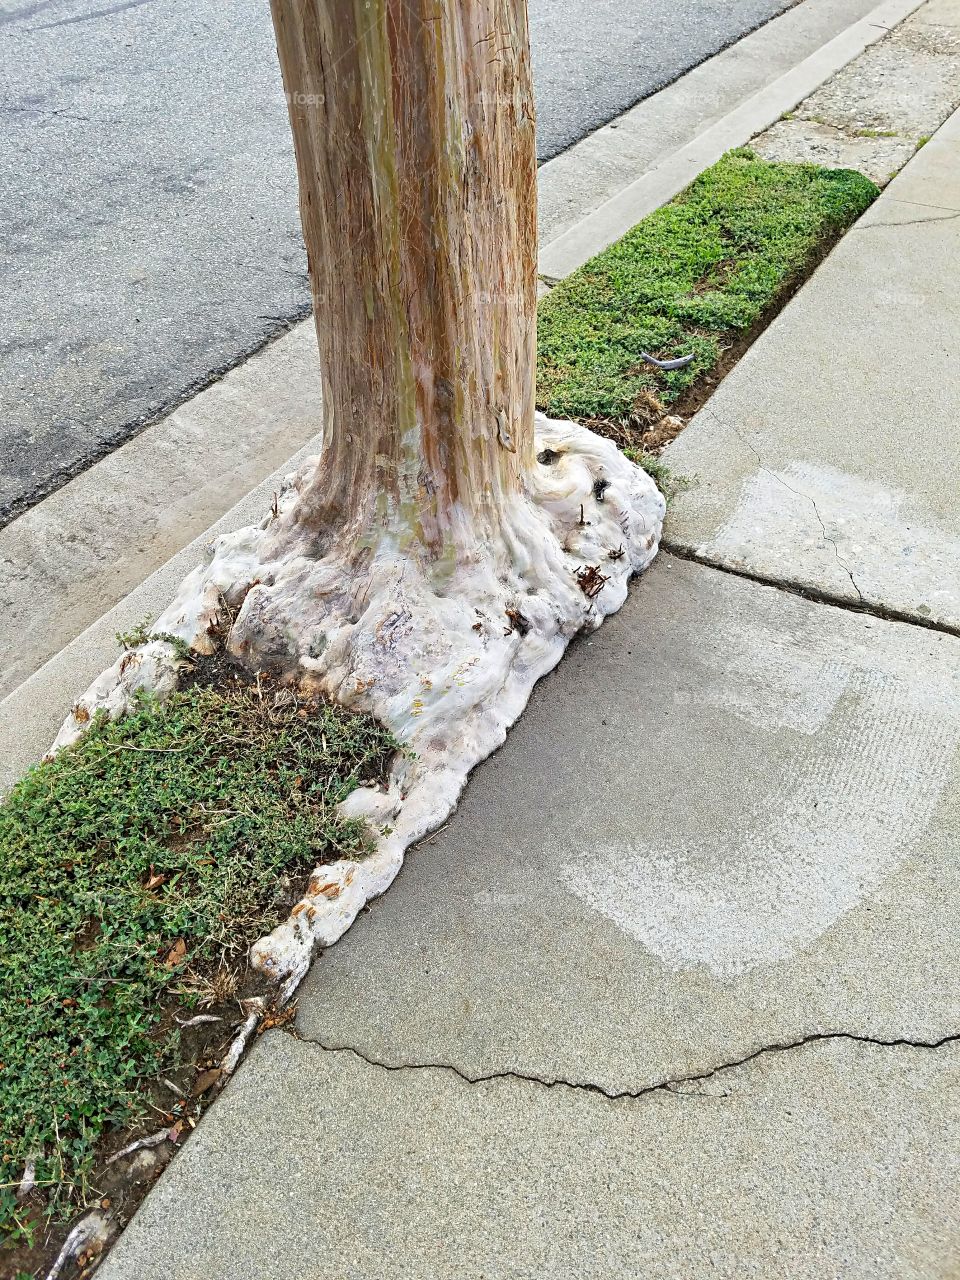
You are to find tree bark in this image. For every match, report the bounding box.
[270,0,538,556]
[51,0,666,997]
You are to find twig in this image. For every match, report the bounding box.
[221,999,264,1077]
[104,1128,170,1166]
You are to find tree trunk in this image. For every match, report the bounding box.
[53,0,665,993]
[270,0,538,556]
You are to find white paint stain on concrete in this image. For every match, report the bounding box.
[566,607,960,976]
[702,461,960,627]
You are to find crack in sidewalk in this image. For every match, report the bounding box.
[854,210,960,230]
[706,407,867,603]
[290,1028,960,1103]
[661,545,960,642]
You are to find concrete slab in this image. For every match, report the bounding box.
[752,118,915,186]
[752,0,960,187]
[97,1030,960,1280]
[915,0,960,23]
[663,107,960,629]
[285,556,960,1093]
[795,9,960,137]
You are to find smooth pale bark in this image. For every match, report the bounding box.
[270,0,538,553]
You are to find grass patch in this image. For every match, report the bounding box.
[536,149,878,426]
[0,679,394,1244]
[623,448,688,502]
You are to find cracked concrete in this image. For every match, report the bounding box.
[298,1027,960,1102]
[94,551,960,1277]
[287,556,960,1094]
[97,1030,960,1279]
[703,405,868,604]
[664,105,960,630]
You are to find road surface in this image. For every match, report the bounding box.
[0,0,796,523]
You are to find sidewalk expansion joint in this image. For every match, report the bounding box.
[288,1028,960,1103]
[660,546,960,643]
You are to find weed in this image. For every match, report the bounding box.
[623,448,688,501]
[116,619,194,664]
[115,618,153,649]
[916,134,932,149]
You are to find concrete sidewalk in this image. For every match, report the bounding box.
[98,116,960,1280]
[664,102,960,631]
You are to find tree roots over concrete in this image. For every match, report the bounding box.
[53,415,664,996]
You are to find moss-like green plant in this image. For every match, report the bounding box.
[0,684,394,1238]
[623,448,688,502]
[536,149,878,423]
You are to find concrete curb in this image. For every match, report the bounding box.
[538,0,926,278]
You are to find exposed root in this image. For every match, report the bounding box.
[52,415,664,995]
[44,1210,112,1280]
[104,1129,170,1167]
[221,999,264,1076]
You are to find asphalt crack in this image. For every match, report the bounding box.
[291,1028,960,1102]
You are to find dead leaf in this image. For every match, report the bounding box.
[163,939,187,969]
[259,1004,297,1034]
[144,865,166,891]
[72,704,90,724]
[191,1068,222,1097]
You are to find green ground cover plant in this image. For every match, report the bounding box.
[536,149,878,424]
[2,147,880,1264]
[0,678,394,1242]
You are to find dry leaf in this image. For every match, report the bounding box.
[163,939,187,969]
[191,1068,222,1097]
[259,1004,297,1033]
[144,865,166,891]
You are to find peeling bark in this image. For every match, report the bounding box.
[272,0,537,554]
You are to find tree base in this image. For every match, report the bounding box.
[53,415,664,996]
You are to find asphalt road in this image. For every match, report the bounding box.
[0,0,796,524]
